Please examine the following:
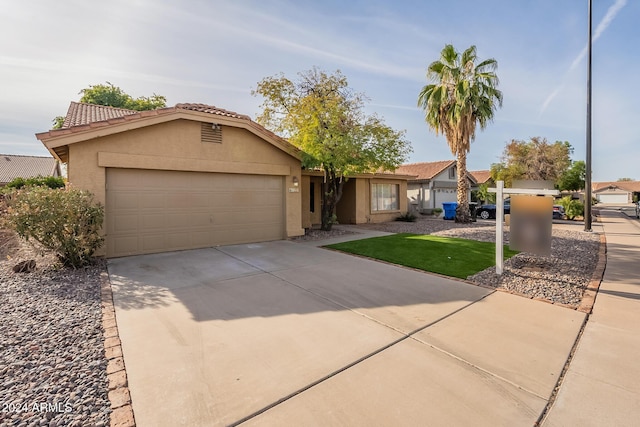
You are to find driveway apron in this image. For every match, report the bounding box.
[108,238,584,426]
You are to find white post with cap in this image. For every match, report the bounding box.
[488,181,559,275]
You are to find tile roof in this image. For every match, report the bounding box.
[0,154,60,184]
[593,181,640,192]
[470,170,492,184]
[58,102,252,131]
[395,160,456,180]
[175,103,251,120]
[61,102,138,128]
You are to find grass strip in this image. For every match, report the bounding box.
[326,233,518,279]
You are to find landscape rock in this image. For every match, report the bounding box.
[12,259,36,273]
[0,234,110,425]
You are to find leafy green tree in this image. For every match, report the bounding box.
[52,116,65,129]
[558,160,586,191]
[253,67,411,231]
[4,176,65,190]
[491,137,573,187]
[476,183,496,205]
[52,82,167,129]
[558,195,584,220]
[617,177,634,182]
[418,45,502,222]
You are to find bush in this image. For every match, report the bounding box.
[432,208,443,216]
[4,176,65,190]
[558,196,584,220]
[396,212,417,222]
[2,187,104,267]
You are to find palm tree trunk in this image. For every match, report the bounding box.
[456,153,471,223]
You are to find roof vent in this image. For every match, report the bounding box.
[201,122,222,144]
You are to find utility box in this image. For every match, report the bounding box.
[509,195,553,256]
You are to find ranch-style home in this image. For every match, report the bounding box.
[36,102,410,258]
[469,170,493,190]
[0,154,62,186]
[592,181,640,204]
[396,160,476,213]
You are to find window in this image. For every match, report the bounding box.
[371,183,399,212]
[310,182,315,213]
[448,166,457,179]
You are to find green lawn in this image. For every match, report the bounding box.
[326,233,518,279]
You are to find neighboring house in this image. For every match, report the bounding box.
[592,181,640,204]
[396,160,476,212]
[469,170,494,204]
[0,154,62,186]
[469,170,493,189]
[37,102,410,258]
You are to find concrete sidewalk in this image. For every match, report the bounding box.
[543,208,640,426]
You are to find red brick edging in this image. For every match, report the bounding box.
[100,270,136,427]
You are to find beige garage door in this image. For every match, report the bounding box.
[106,168,284,257]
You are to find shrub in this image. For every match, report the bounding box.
[2,186,104,267]
[5,175,65,190]
[558,196,584,220]
[432,208,443,216]
[396,212,417,222]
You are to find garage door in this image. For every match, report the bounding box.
[106,169,284,257]
[597,193,628,204]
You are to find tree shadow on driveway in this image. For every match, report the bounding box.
[107,240,492,327]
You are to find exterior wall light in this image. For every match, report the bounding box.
[292,176,299,187]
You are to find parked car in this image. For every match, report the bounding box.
[477,199,565,220]
[553,205,566,220]
[476,199,510,220]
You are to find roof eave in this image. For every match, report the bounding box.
[36,109,302,162]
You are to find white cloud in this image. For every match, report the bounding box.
[569,0,628,71]
[541,0,627,114]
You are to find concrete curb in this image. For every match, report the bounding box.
[576,232,607,314]
[100,270,136,427]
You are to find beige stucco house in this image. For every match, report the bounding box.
[396,160,476,213]
[37,102,410,258]
[592,181,640,204]
[301,170,411,228]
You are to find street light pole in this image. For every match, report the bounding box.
[585,0,593,232]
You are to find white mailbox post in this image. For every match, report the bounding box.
[489,181,559,275]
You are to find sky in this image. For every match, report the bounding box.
[1,0,637,181]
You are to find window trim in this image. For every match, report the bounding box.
[371,183,400,212]
[448,166,457,179]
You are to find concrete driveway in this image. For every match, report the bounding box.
[108,238,585,426]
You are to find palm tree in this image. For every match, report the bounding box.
[418,45,502,222]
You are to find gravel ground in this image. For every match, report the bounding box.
[0,231,110,427]
[291,227,357,241]
[452,227,600,306]
[344,216,602,307]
